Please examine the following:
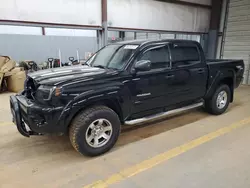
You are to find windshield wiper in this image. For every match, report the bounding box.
[82,62,89,66]
[93,65,118,70]
[93,65,106,69]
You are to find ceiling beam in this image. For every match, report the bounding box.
[0,19,102,30]
[108,26,207,35]
[155,0,212,9]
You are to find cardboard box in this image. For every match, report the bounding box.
[0,72,4,91]
[0,56,8,69]
[0,58,16,73]
[7,71,26,93]
[4,67,25,77]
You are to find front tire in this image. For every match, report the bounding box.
[69,106,121,156]
[205,84,231,115]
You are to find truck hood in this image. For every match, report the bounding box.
[28,65,117,86]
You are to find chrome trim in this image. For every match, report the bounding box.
[132,78,140,81]
[77,99,87,104]
[108,91,118,95]
[236,65,243,71]
[88,94,104,100]
[69,94,79,96]
[62,78,93,87]
[73,99,87,106]
[137,93,151,97]
[122,80,130,84]
[43,86,56,101]
[125,102,203,125]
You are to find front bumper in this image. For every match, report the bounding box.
[10,95,31,137]
[10,95,64,137]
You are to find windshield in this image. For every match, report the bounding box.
[86,44,138,70]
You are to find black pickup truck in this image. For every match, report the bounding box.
[10,39,244,156]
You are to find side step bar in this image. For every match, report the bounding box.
[125,102,204,125]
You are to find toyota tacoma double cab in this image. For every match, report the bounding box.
[10,39,244,156]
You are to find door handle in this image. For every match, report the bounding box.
[165,75,174,79]
[197,69,205,74]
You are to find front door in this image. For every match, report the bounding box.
[129,43,171,119]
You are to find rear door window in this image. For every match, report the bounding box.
[170,43,200,67]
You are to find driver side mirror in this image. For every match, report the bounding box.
[134,60,151,72]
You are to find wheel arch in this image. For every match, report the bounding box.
[219,77,234,102]
[67,98,123,130]
[205,69,236,102]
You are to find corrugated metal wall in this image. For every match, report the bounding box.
[223,0,250,84]
[0,35,97,63]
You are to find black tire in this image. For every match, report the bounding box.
[205,84,231,115]
[69,105,121,156]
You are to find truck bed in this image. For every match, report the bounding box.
[206,59,243,65]
[206,59,244,88]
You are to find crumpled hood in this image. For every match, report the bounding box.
[28,65,115,86]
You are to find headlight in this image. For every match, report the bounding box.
[36,86,56,101]
[35,86,63,102]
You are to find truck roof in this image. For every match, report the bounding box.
[116,39,199,46]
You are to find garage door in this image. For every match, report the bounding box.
[222,0,250,84]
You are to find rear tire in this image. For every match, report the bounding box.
[205,84,231,115]
[69,105,121,156]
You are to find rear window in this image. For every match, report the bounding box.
[171,45,200,62]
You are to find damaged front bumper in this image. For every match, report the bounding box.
[10,95,64,137]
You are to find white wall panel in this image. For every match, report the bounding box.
[0,25,42,35]
[124,32,135,40]
[45,28,96,37]
[160,34,175,39]
[136,33,147,39]
[107,0,210,32]
[147,33,160,39]
[0,0,101,26]
[181,0,211,5]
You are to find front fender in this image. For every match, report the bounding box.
[58,84,132,132]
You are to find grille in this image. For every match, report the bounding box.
[24,76,38,99]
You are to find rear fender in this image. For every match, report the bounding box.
[205,69,236,102]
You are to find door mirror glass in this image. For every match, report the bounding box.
[134,60,151,72]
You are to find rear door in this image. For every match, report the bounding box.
[168,42,207,104]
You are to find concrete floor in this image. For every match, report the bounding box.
[0,86,250,188]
